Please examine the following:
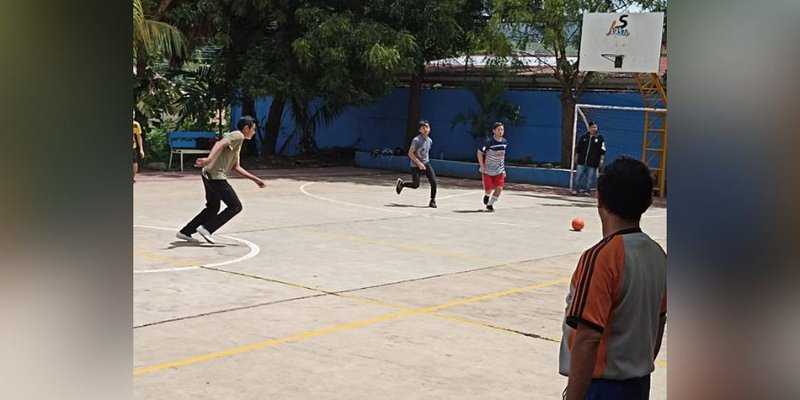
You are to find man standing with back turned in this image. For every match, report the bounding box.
[559,156,666,400]
[177,116,266,244]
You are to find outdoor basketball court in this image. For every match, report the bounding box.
[133,166,667,399]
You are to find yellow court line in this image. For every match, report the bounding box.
[134,251,198,268]
[297,228,503,265]
[134,278,568,376]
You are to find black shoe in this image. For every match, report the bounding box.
[486,204,494,212]
[483,195,489,205]
[396,178,404,194]
[428,199,437,208]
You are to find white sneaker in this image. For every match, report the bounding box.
[176,232,199,243]
[196,226,216,244]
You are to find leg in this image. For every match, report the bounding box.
[197,180,243,233]
[423,163,437,199]
[482,173,495,197]
[587,166,598,194]
[403,167,422,189]
[575,165,587,193]
[487,174,504,208]
[133,149,139,181]
[180,175,222,235]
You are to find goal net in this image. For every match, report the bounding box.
[570,103,667,192]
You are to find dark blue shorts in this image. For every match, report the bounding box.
[584,375,650,400]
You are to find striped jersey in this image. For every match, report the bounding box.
[559,227,667,380]
[479,136,507,176]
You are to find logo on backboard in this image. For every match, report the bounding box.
[606,14,630,37]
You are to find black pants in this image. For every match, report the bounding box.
[403,163,437,199]
[180,174,242,235]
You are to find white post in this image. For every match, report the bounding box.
[570,104,579,192]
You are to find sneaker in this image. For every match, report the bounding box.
[176,232,199,243]
[428,199,437,208]
[196,225,216,244]
[483,195,489,205]
[570,191,578,196]
[486,204,494,212]
[583,191,591,197]
[396,178,404,194]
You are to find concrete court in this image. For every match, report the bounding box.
[133,166,667,400]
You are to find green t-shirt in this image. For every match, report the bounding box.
[203,131,244,180]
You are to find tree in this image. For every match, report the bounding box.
[235,2,418,157]
[133,0,189,63]
[365,0,489,142]
[450,73,525,139]
[488,0,664,166]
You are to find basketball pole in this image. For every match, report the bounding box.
[635,73,667,197]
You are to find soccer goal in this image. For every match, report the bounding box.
[570,104,667,192]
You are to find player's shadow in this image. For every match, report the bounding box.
[452,209,488,213]
[385,203,430,209]
[539,203,596,208]
[165,241,229,249]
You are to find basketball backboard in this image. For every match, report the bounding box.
[579,12,664,73]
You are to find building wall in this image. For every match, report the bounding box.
[234,87,651,165]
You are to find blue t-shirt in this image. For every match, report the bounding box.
[479,136,507,176]
[409,134,432,167]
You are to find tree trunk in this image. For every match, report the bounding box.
[560,88,577,168]
[261,94,285,163]
[154,0,176,21]
[241,93,258,158]
[405,65,424,143]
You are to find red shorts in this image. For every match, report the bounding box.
[482,173,505,190]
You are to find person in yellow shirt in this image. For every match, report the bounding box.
[133,110,145,182]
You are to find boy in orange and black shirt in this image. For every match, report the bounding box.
[559,157,666,400]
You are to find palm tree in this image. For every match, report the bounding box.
[133,0,188,63]
[450,77,525,139]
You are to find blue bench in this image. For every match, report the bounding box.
[168,131,218,171]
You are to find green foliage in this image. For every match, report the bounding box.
[450,73,525,139]
[132,0,189,63]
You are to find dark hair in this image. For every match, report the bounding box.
[237,115,257,131]
[418,119,430,128]
[588,121,597,127]
[492,122,504,129]
[597,156,653,221]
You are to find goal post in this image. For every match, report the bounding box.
[570,103,667,193]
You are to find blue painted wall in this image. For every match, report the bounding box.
[354,151,571,188]
[234,88,649,164]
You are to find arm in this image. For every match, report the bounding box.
[233,161,266,188]
[194,137,230,167]
[565,325,603,400]
[654,314,666,359]
[407,144,425,170]
[136,134,145,157]
[477,149,486,173]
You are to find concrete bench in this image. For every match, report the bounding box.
[168,131,217,171]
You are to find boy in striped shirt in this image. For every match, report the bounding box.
[477,122,507,212]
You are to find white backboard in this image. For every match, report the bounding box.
[579,12,664,73]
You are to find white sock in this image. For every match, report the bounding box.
[488,196,499,206]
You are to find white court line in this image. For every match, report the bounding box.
[133,225,260,273]
[299,182,412,215]
[301,183,519,227]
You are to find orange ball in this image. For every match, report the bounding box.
[571,217,585,231]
